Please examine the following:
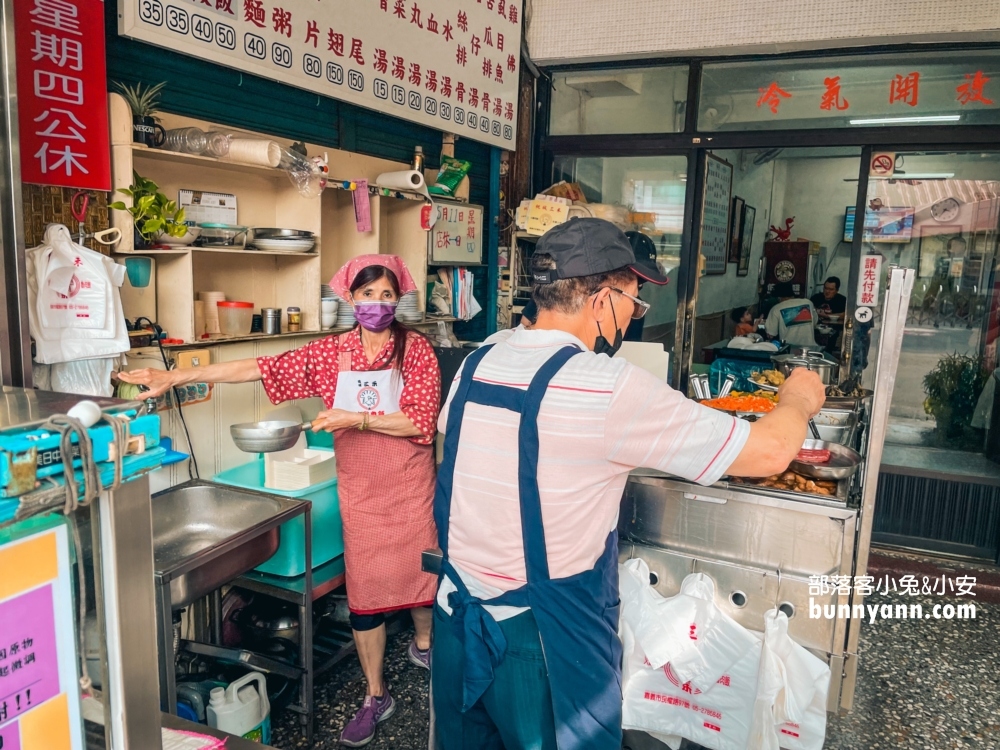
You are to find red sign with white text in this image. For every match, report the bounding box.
[14,0,111,190]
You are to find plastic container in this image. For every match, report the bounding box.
[213,450,341,577]
[217,301,254,335]
[207,672,271,743]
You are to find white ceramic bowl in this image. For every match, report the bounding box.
[321,299,339,313]
[158,226,201,247]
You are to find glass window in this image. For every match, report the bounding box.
[698,51,1000,131]
[549,66,689,135]
[687,147,862,392]
[857,152,1000,475]
[550,155,687,340]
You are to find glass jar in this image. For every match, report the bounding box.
[287,306,302,332]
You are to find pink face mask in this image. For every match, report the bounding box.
[353,301,397,332]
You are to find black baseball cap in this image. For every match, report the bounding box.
[533,218,668,286]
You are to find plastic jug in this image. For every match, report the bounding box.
[206,671,271,743]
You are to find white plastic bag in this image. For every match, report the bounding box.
[26,225,130,364]
[768,611,830,750]
[34,358,116,397]
[620,560,759,690]
[620,561,762,750]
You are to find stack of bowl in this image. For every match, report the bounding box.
[200,291,226,334]
[321,285,339,330]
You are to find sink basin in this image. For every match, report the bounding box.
[152,480,302,608]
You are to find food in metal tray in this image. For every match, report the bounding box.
[795,447,831,464]
[731,471,838,496]
[702,394,776,413]
[751,369,786,387]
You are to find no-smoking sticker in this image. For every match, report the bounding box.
[870,152,895,178]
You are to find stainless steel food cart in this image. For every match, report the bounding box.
[619,267,914,720]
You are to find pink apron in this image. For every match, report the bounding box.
[332,340,438,614]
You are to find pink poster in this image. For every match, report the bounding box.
[0,720,20,749]
[0,585,60,726]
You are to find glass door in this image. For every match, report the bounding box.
[855,151,1000,474]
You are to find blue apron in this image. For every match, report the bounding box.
[434,344,623,750]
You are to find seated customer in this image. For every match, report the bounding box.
[765,281,817,346]
[731,306,757,337]
[811,276,847,353]
[811,276,847,324]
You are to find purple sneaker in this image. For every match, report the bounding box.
[339,690,396,747]
[407,640,430,670]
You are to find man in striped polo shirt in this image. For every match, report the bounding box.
[431,218,825,750]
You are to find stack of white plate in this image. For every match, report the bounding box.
[336,303,357,328]
[321,284,336,299]
[397,292,422,324]
[248,228,316,253]
[200,291,226,334]
[249,237,316,253]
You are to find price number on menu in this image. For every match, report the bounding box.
[272,42,292,68]
[303,53,322,78]
[327,62,344,85]
[408,91,421,110]
[467,112,478,130]
[244,32,266,59]
[440,102,452,121]
[192,14,213,42]
[373,78,388,100]
[216,22,236,50]
[453,107,465,125]
[138,0,163,26]
[165,4,189,34]
[348,70,364,91]
[424,97,437,115]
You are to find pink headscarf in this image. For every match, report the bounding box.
[330,254,417,303]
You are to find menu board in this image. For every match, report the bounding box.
[118,0,522,149]
[699,153,733,275]
[429,202,483,264]
[0,523,84,750]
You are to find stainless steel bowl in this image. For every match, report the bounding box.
[248,228,315,239]
[790,439,861,480]
[771,351,839,385]
[230,420,312,453]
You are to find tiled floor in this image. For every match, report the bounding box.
[271,551,1000,749]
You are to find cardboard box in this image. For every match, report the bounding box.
[175,349,211,369]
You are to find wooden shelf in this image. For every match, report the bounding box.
[131,144,285,178]
[161,329,338,349]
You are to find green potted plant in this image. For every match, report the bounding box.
[923,353,989,449]
[109,172,191,248]
[113,81,167,147]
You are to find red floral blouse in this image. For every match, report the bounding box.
[257,328,441,445]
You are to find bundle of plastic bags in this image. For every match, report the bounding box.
[619,558,830,750]
[25,224,129,396]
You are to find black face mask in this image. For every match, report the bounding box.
[594,299,623,357]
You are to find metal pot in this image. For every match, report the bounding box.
[248,227,315,240]
[770,351,839,385]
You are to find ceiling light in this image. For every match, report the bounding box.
[849,115,961,125]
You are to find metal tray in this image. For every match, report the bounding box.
[790,439,862,480]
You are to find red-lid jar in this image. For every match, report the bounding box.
[217,301,254,336]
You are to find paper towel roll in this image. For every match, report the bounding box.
[225,138,281,167]
[375,170,430,198]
